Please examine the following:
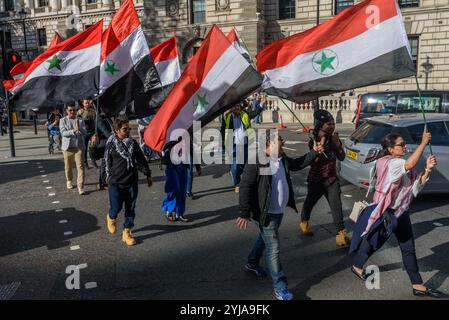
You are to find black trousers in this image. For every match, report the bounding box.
[353,212,423,285]
[301,179,345,232]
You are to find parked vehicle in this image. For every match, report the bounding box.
[340,113,449,194]
[353,91,449,128]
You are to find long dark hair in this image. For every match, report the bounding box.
[379,133,402,158]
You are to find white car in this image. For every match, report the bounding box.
[340,113,449,194]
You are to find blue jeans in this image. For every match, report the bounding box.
[248,214,287,291]
[186,160,193,194]
[230,144,248,187]
[108,183,138,229]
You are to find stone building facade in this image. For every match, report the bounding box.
[145,0,449,93]
[1,0,449,122]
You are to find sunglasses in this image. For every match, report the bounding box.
[394,141,406,147]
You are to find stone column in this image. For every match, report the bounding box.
[61,0,68,10]
[25,0,35,9]
[50,0,59,11]
[102,0,113,9]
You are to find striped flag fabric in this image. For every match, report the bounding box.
[49,32,64,48]
[150,36,181,87]
[226,28,252,63]
[144,25,262,152]
[4,32,64,94]
[11,20,103,110]
[256,0,415,103]
[123,36,181,119]
[99,0,160,116]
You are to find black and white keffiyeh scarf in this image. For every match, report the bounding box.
[104,135,135,183]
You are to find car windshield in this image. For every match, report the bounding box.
[361,93,397,114]
[350,121,412,144]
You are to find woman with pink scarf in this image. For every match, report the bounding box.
[349,128,442,298]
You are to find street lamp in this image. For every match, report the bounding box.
[421,56,434,90]
[17,7,29,61]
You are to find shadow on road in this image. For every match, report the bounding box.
[133,205,238,243]
[0,207,100,257]
[0,160,64,184]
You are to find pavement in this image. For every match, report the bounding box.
[1,123,449,300]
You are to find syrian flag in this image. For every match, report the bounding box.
[11,20,103,110]
[4,32,64,94]
[144,25,262,152]
[99,0,160,116]
[9,61,32,80]
[257,0,415,103]
[226,28,252,63]
[123,36,181,119]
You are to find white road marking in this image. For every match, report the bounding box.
[48,193,56,196]
[343,194,353,198]
[55,209,63,212]
[59,220,68,224]
[433,222,444,227]
[43,180,49,183]
[52,201,60,204]
[85,282,97,289]
[38,166,43,169]
[46,186,52,189]
[283,147,296,151]
[70,245,80,251]
[64,231,73,236]
[41,175,47,177]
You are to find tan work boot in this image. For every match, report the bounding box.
[122,228,136,246]
[299,220,314,236]
[66,181,73,189]
[336,229,351,247]
[106,214,116,234]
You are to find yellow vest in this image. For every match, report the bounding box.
[224,112,254,146]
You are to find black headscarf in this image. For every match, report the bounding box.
[313,110,334,138]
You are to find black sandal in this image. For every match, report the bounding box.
[413,287,443,298]
[165,212,174,222]
[351,266,368,281]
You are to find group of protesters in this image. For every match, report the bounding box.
[44,94,442,300]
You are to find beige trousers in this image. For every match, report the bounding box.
[63,149,85,190]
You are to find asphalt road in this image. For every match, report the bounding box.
[1,124,449,300]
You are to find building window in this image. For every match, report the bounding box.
[191,0,206,24]
[86,0,97,3]
[334,0,354,15]
[408,36,419,69]
[38,0,49,7]
[4,0,15,11]
[37,28,47,46]
[84,24,93,30]
[279,0,295,20]
[398,0,419,8]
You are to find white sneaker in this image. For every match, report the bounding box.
[78,188,86,195]
[67,181,73,189]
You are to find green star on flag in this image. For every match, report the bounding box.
[194,93,209,116]
[104,61,120,76]
[314,51,336,73]
[47,55,64,71]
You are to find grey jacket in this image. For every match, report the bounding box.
[60,116,87,151]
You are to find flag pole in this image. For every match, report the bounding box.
[279,98,328,159]
[414,75,433,155]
